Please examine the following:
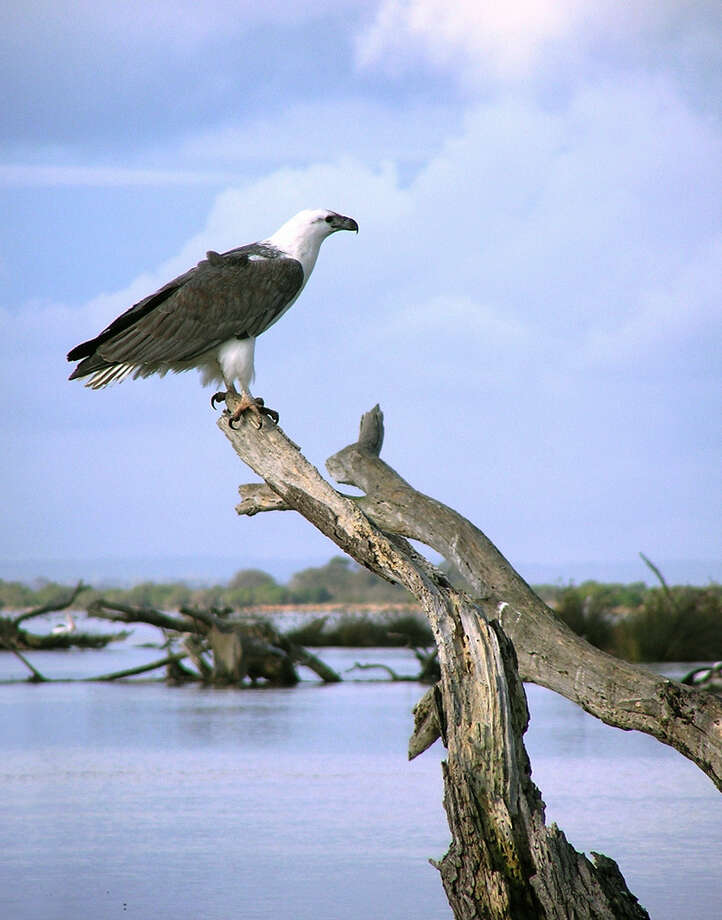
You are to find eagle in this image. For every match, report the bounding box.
[67,209,358,426]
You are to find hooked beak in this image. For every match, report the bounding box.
[329,213,359,233]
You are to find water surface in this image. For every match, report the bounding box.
[0,644,719,919]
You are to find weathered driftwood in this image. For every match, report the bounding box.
[8,647,49,682]
[85,654,189,682]
[237,405,722,791]
[88,598,340,685]
[346,661,417,681]
[345,645,439,684]
[220,399,651,918]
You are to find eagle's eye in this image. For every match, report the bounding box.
[324,214,335,223]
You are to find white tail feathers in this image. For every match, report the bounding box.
[85,362,137,389]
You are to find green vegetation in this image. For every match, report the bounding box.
[286,613,433,648]
[287,556,409,605]
[0,557,410,614]
[540,580,722,662]
[1,562,720,661]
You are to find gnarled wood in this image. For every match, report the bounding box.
[324,406,721,790]
[433,614,648,920]
[234,406,722,790]
[220,401,651,918]
[88,598,339,685]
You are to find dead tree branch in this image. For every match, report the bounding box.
[8,647,48,683]
[85,654,190,682]
[219,399,651,917]
[88,597,339,685]
[318,405,721,790]
[346,661,416,681]
[232,406,721,789]
[88,599,199,633]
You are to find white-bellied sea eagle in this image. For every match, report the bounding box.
[67,209,358,426]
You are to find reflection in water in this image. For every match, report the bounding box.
[0,647,719,920]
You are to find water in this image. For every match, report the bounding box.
[0,642,719,920]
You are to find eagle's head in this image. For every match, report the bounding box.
[290,209,358,236]
[266,209,358,269]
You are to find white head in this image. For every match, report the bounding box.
[266,209,358,276]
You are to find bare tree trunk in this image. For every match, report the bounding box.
[433,613,648,920]
[218,400,658,918]
[236,405,722,791]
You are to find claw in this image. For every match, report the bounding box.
[229,408,262,430]
[210,390,227,410]
[228,395,279,430]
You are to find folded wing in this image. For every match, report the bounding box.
[67,249,304,383]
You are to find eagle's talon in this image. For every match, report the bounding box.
[211,391,227,410]
[226,395,278,430]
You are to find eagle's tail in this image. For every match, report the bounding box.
[68,355,136,388]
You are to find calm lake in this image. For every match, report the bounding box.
[0,635,719,920]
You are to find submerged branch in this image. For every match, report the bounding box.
[9,647,48,683]
[84,653,190,682]
[345,661,416,681]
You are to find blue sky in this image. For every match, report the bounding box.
[2,1,720,585]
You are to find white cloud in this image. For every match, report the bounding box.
[357,0,589,80]
[51,70,720,401]
[356,0,722,88]
[7,60,719,567]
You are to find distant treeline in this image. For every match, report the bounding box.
[1,557,720,661]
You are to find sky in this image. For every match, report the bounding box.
[2,0,720,586]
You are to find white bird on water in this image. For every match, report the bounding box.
[67,209,359,427]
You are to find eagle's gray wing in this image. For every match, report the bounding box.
[68,248,304,380]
